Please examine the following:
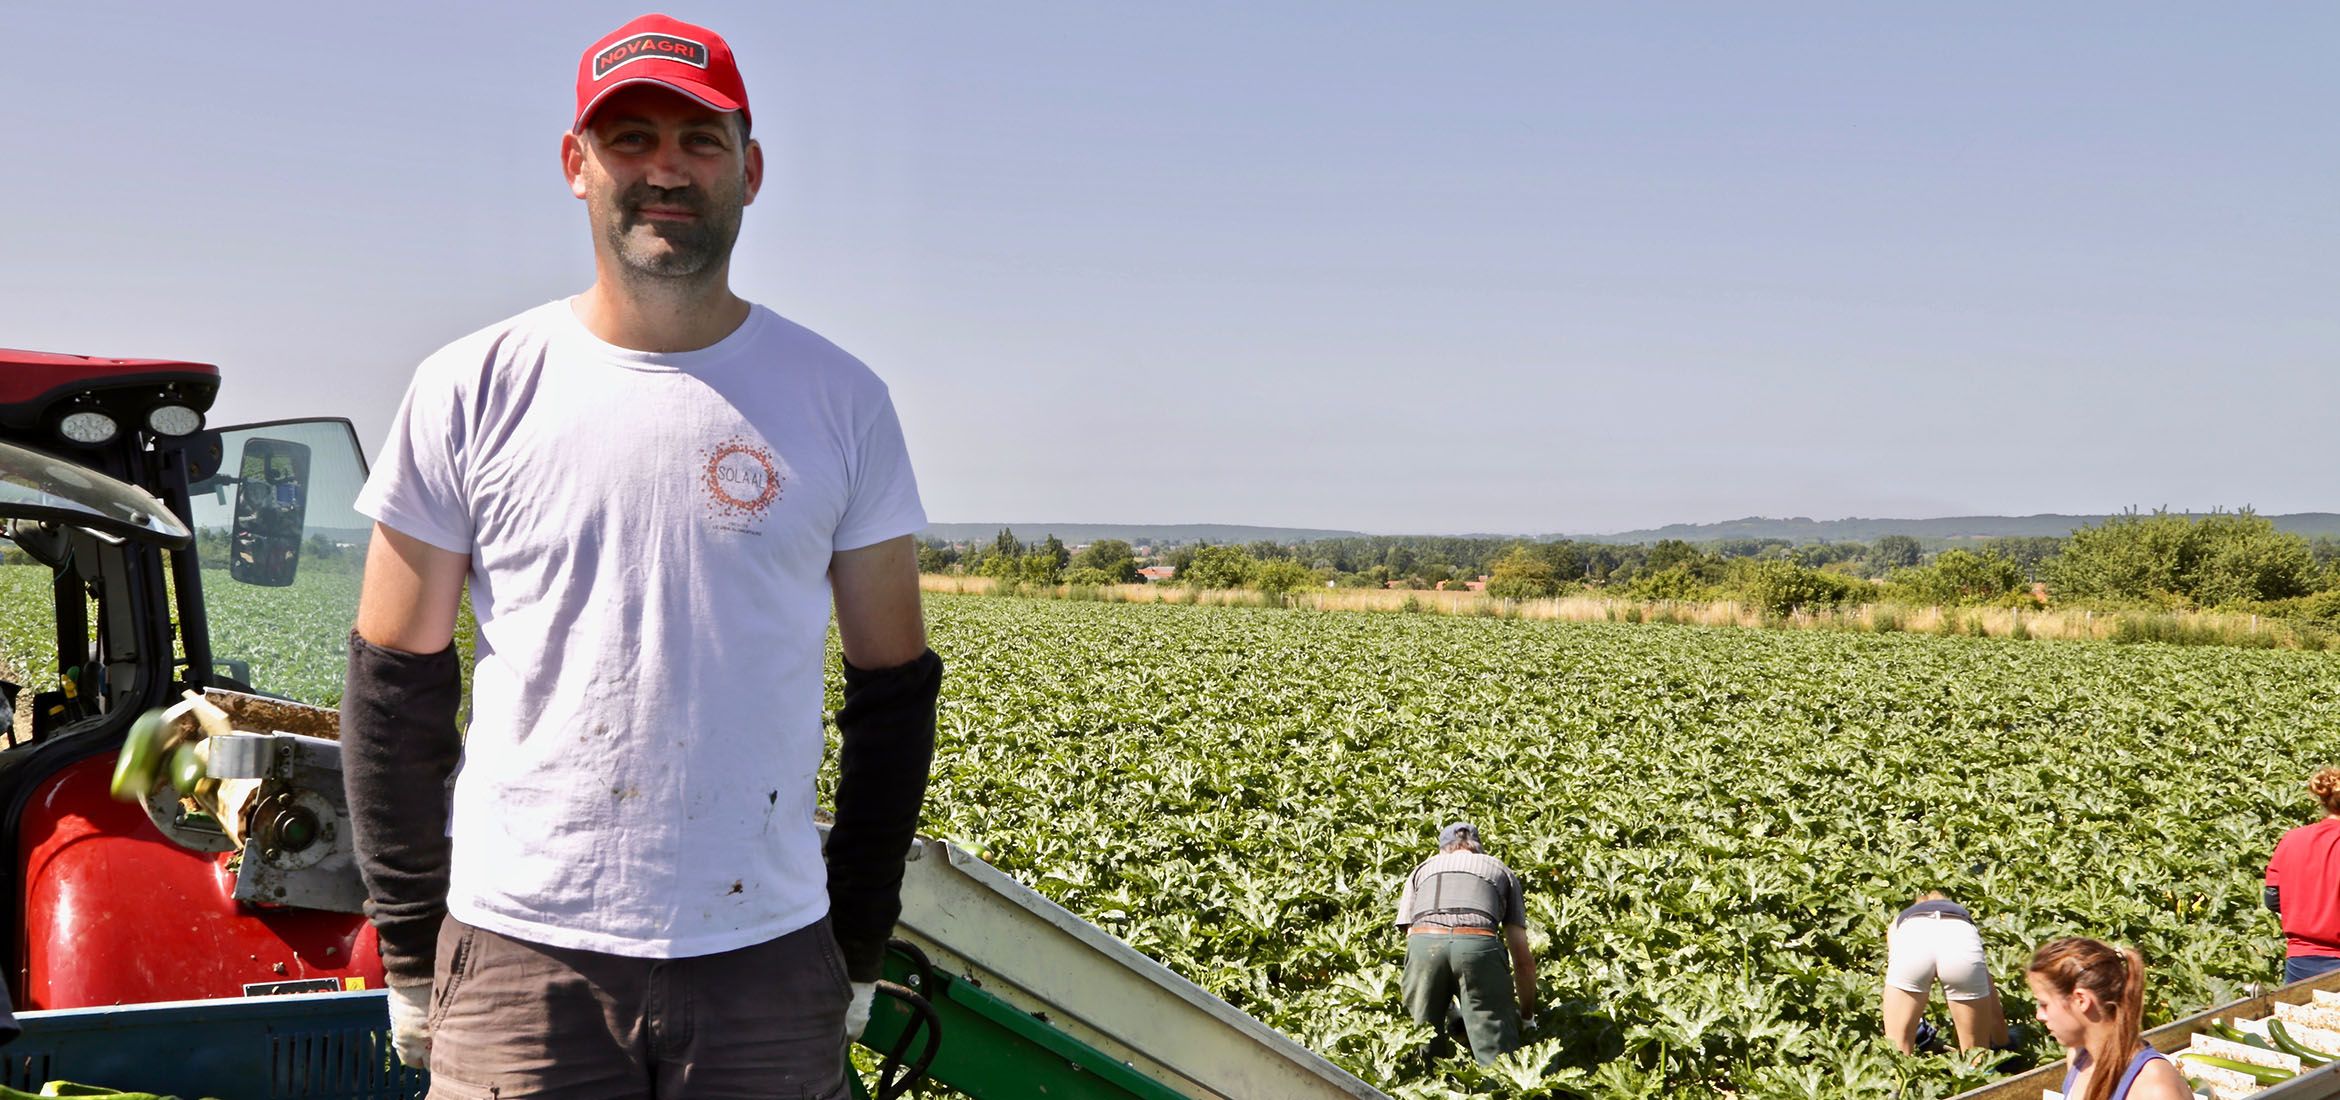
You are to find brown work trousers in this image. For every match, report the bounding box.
[425,915,853,1099]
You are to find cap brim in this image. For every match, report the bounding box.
[574,75,746,131]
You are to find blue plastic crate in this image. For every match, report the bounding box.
[2,990,427,1099]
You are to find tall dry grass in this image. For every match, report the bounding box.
[917,575,2334,651]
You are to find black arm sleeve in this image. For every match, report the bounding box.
[826,648,942,983]
[341,631,463,986]
[2268,885,2283,915]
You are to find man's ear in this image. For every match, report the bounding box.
[562,130,589,200]
[741,138,764,207]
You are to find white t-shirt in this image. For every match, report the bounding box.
[354,299,925,959]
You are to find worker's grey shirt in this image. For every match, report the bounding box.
[1395,850,1527,931]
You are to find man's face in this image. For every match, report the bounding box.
[565,85,762,280]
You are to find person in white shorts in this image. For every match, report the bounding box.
[1884,890,2011,1052]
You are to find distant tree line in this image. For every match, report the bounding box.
[924,509,2340,625]
[922,529,1141,587]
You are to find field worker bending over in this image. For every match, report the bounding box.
[1396,822,1538,1065]
[1882,890,2010,1052]
[340,13,938,1098]
[2265,767,2340,983]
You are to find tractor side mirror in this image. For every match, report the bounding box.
[228,437,311,587]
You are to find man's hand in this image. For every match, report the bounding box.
[1506,923,1538,1023]
[386,979,433,1069]
[846,981,877,1041]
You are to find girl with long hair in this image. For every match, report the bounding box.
[2025,937,2187,1100]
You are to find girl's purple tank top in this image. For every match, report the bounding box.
[2059,1046,2167,1100]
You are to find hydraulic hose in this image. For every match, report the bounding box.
[862,938,943,1100]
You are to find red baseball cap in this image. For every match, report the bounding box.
[574,14,750,132]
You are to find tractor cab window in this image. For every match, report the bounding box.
[0,522,85,744]
[187,420,370,707]
[0,439,192,743]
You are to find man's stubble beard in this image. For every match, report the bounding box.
[595,179,745,284]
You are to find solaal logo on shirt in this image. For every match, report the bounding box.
[699,437,786,533]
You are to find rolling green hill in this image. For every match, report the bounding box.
[922,522,1364,546]
[1564,512,2340,545]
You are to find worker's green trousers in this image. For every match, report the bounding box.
[1401,933,1519,1065]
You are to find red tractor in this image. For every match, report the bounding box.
[0,348,410,1090]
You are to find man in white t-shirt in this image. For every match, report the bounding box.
[339,14,940,1098]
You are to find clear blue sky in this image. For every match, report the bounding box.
[4,2,2332,535]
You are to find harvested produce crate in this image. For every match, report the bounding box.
[0,990,425,1099]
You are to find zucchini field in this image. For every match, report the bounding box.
[8,565,2333,1097]
[0,564,362,708]
[828,592,2340,1099]
[0,565,52,690]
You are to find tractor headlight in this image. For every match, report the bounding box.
[146,404,203,437]
[57,409,121,446]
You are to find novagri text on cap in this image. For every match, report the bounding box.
[595,33,708,78]
[574,13,750,132]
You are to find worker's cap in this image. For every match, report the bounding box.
[1438,822,1479,847]
[574,13,750,133]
